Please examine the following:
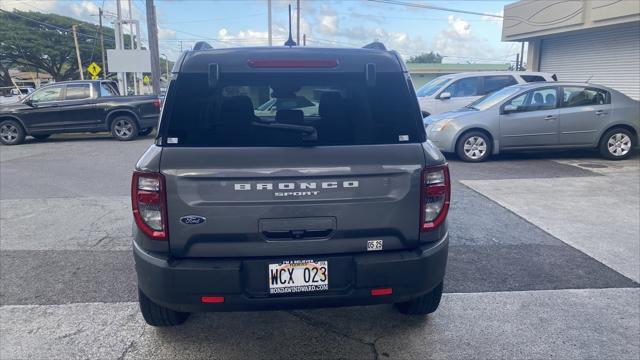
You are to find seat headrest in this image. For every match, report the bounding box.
[221,95,255,118]
[275,109,303,124]
[319,91,343,118]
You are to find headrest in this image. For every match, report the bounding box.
[275,109,303,124]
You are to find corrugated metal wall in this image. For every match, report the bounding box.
[539,22,640,100]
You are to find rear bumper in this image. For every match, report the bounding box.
[134,234,448,313]
[138,114,159,129]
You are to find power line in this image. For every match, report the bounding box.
[0,9,115,42]
[367,0,503,18]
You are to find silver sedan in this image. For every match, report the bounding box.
[425,82,639,162]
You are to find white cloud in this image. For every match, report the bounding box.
[158,27,176,40]
[0,0,58,12]
[316,5,338,36]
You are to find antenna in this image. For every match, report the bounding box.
[586,75,594,83]
[284,4,297,47]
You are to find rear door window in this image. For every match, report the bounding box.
[442,77,480,98]
[64,84,91,100]
[481,75,517,95]
[162,73,423,147]
[562,87,610,107]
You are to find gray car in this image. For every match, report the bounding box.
[425,82,639,162]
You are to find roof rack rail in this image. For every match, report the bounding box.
[362,41,387,51]
[193,41,213,51]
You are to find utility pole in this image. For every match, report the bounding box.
[515,53,520,71]
[72,25,84,80]
[128,0,138,95]
[519,42,525,71]
[116,0,127,93]
[267,0,272,46]
[146,0,161,96]
[296,0,300,45]
[179,41,183,52]
[99,8,107,78]
[303,34,306,46]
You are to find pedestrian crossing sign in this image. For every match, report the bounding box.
[87,62,101,77]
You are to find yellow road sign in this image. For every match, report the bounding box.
[143,75,150,85]
[91,75,99,80]
[87,62,101,77]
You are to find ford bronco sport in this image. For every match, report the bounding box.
[132,43,450,326]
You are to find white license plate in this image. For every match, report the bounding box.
[268,260,328,294]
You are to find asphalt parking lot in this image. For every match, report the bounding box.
[1,134,638,359]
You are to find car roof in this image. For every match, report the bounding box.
[440,71,555,80]
[512,81,613,91]
[176,46,404,74]
[39,80,113,88]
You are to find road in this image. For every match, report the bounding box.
[1,134,638,359]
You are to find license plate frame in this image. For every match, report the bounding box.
[268,260,328,295]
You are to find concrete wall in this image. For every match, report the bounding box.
[503,0,640,41]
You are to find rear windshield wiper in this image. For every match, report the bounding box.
[252,121,318,141]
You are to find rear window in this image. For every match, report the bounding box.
[162,72,423,147]
[521,75,547,83]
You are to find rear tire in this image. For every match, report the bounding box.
[456,131,492,162]
[395,282,443,315]
[0,119,26,145]
[32,134,51,140]
[138,288,189,327]
[599,127,636,160]
[110,116,139,141]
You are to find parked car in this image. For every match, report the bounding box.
[132,44,450,326]
[0,86,34,105]
[416,71,557,117]
[425,82,639,162]
[254,96,319,118]
[0,80,161,145]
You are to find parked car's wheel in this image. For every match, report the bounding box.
[111,116,139,141]
[138,288,189,327]
[32,134,51,140]
[138,127,153,136]
[456,131,492,162]
[599,127,636,160]
[395,282,443,315]
[0,119,26,145]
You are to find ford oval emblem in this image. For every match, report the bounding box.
[180,215,206,225]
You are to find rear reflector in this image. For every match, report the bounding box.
[247,59,338,68]
[371,288,393,296]
[201,296,225,303]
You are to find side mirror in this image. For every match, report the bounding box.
[23,99,35,107]
[439,92,451,100]
[503,104,518,113]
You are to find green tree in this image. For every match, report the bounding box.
[407,51,443,64]
[0,10,130,81]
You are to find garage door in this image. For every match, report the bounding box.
[540,22,640,100]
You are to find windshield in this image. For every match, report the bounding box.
[163,72,423,147]
[466,86,521,111]
[416,77,450,97]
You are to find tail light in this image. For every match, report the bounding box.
[420,164,450,231]
[132,171,168,240]
[247,59,339,68]
[152,98,161,110]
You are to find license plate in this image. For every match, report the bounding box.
[268,260,328,294]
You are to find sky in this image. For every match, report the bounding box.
[0,0,520,64]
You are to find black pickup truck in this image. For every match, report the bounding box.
[0,80,160,145]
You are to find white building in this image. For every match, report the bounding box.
[503,0,640,99]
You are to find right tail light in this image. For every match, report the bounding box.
[420,164,450,231]
[132,171,168,240]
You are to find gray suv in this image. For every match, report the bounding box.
[132,44,450,326]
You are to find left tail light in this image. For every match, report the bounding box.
[153,98,161,110]
[132,171,168,240]
[420,164,450,231]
